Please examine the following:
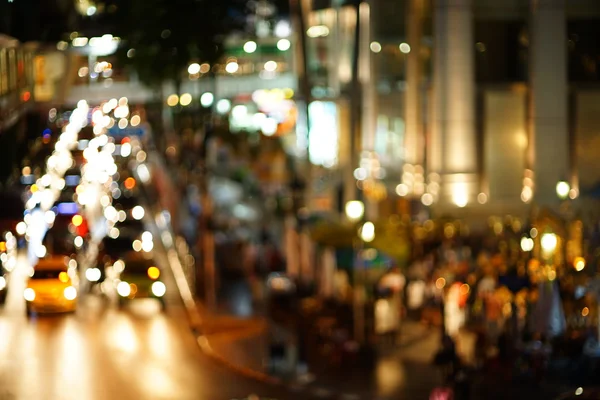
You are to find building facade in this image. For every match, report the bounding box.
[301,0,600,224]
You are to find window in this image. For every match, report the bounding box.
[0,49,6,95]
[474,20,528,83]
[568,20,600,82]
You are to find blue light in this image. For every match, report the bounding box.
[42,128,51,136]
[65,175,80,187]
[56,202,78,215]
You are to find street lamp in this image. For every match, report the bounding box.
[345,200,364,222]
[556,181,570,200]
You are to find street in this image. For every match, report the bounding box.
[0,253,300,400]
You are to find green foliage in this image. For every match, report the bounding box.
[104,0,246,87]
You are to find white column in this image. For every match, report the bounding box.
[530,0,568,206]
[432,0,477,207]
[405,0,424,166]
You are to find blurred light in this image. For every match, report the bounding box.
[137,164,151,183]
[345,201,364,221]
[117,281,131,297]
[582,308,589,317]
[460,284,470,295]
[179,93,192,106]
[370,42,382,53]
[72,214,83,227]
[117,210,127,222]
[124,177,136,190]
[24,288,35,302]
[114,105,129,118]
[142,240,154,252]
[86,6,97,16]
[264,61,277,72]
[167,94,179,107]
[100,195,111,207]
[35,245,47,258]
[435,277,446,289]
[216,99,231,114]
[16,222,26,235]
[277,39,291,51]
[118,119,128,129]
[199,63,210,73]
[307,25,329,38]
[86,268,101,282]
[360,221,375,242]
[261,118,278,136]
[127,49,136,58]
[556,181,570,199]
[200,92,214,108]
[574,257,586,271]
[274,20,291,37]
[477,192,488,204]
[113,260,125,273]
[243,41,257,53]
[395,183,408,196]
[520,237,534,252]
[541,233,557,253]
[136,151,147,163]
[421,193,434,206]
[104,206,117,221]
[132,240,142,252]
[0,277,6,291]
[231,104,246,119]
[120,142,132,157]
[58,271,69,283]
[354,168,367,181]
[129,115,140,127]
[78,67,89,77]
[72,37,88,47]
[152,281,166,297]
[44,211,56,225]
[399,42,411,53]
[74,236,84,248]
[452,183,468,208]
[187,63,201,74]
[147,267,160,280]
[57,41,68,51]
[132,206,145,220]
[521,186,533,203]
[142,231,153,242]
[109,227,120,239]
[225,62,239,74]
[569,188,579,199]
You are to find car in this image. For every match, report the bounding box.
[24,256,78,315]
[112,218,154,254]
[116,253,166,310]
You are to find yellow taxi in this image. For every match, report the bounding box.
[24,256,78,316]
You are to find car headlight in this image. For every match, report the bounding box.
[24,288,35,301]
[0,276,6,290]
[117,281,131,297]
[63,286,77,300]
[151,281,166,297]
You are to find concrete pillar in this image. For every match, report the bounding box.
[530,0,568,206]
[431,0,478,207]
[405,0,424,166]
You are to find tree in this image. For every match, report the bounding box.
[102,0,247,89]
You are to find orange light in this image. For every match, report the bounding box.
[72,215,83,227]
[124,177,136,190]
[0,242,5,252]
[459,283,470,295]
[147,266,160,280]
[121,137,131,144]
[22,91,31,102]
[129,283,138,297]
[574,256,586,272]
[59,271,69,283]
